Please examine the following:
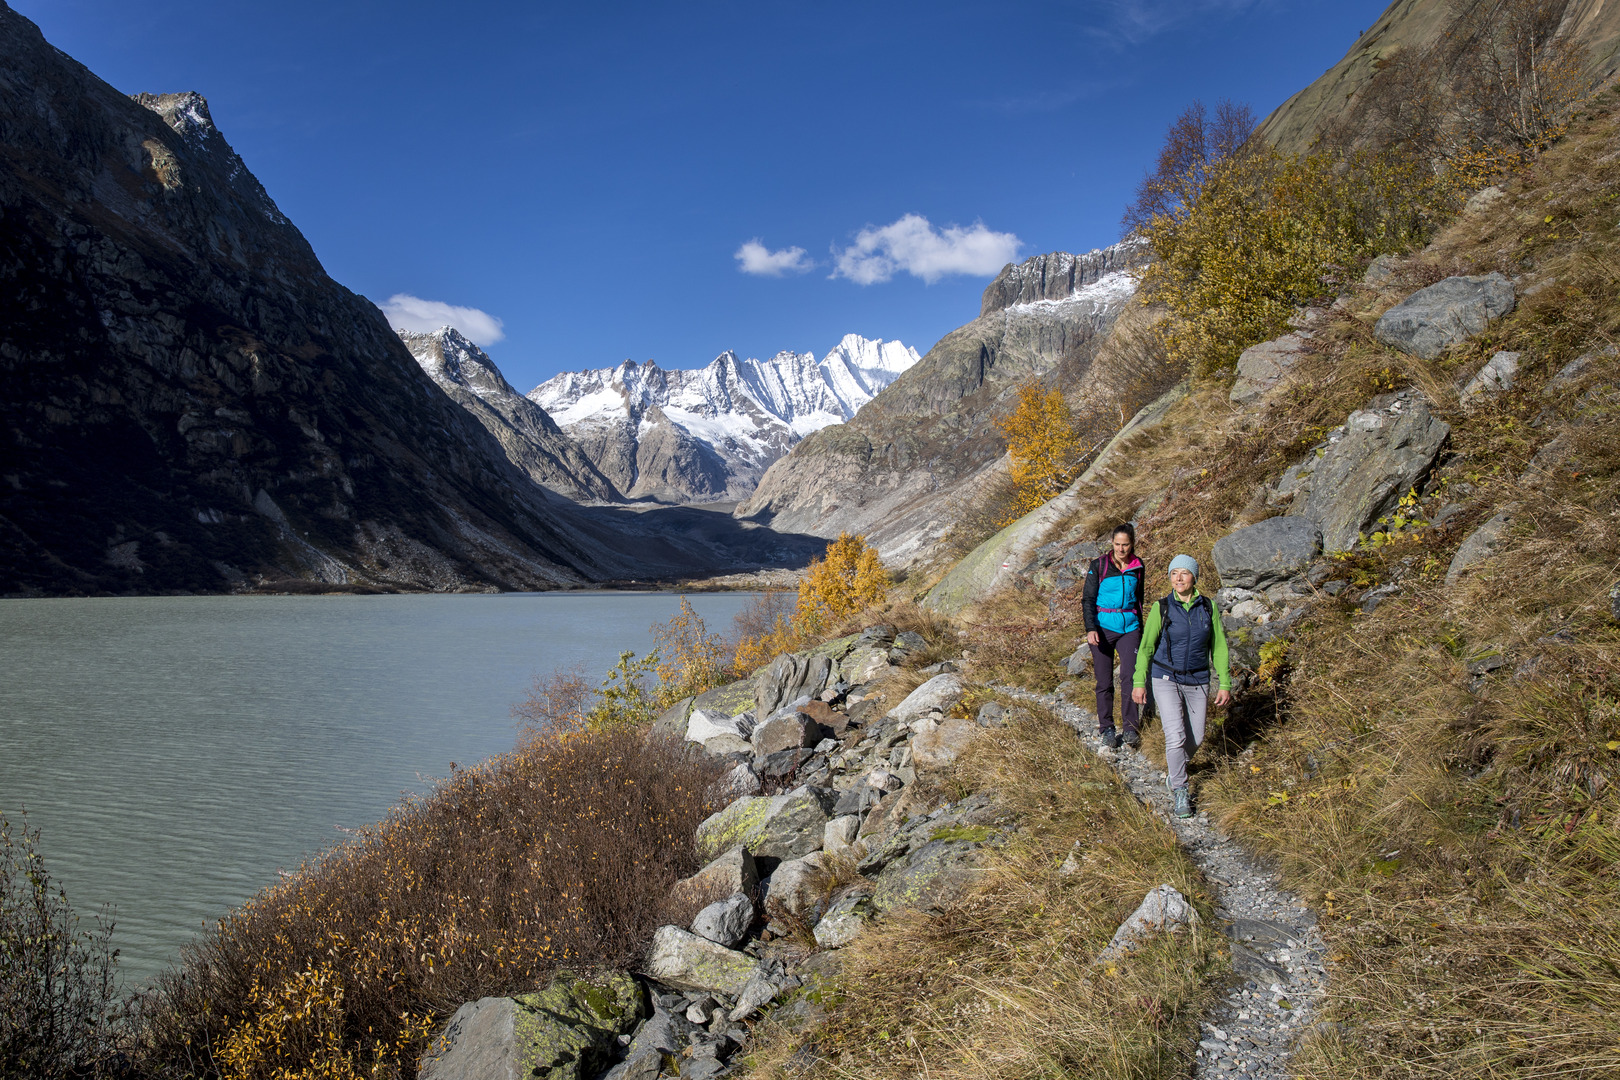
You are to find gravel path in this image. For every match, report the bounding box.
[1026,692,1331,1078]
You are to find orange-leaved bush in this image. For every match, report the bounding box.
[795,533,889,635]
[996,383,1085,526]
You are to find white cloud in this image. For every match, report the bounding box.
[377,294,505,345]
[831,214,1021,285]
[1088,0,1264,46]
[735,239,815,276]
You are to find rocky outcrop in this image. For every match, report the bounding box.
[978,241,1149,317]
[1374,274,1515,359]
[1286,392,1450,552]
[0,5,808,595]
[1230,333,1311,405]
[737,242,1171,566]
[397,328,621,502]
[1212,517,1323,590]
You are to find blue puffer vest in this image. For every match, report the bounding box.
[1151,592,1214,686]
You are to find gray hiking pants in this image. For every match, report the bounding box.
[1151,676,1208,791]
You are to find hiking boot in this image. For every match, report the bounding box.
[1173,786,1194,819]
[1122,730,1141,749]
[1100,730,1121,749]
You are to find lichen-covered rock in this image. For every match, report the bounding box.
[690,679,757,724]
[418,970,644,1080]
[1211,517,1322,590]
[1097,884,1200,962]
[694,787,830,861]
[870,838,990,914]
[647,926,758,997]
[813,892,876,948]
[1373,273,1516,359]
[890,674,965,723]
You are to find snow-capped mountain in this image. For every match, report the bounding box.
[528,334,919,503]
[397,327,622,502]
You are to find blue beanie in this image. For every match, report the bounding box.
[1168,554,1200,582]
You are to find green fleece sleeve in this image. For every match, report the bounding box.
[1134,600,1162,688]
[1211,604,1231,690]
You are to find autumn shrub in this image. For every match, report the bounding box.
[133,727,724,1080]
[793,533,889,637]
[995,383,1085,526]
[0,812,121,1080]
[1140,145,1452,375]
[651,597,730,708]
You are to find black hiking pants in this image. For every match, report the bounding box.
[1089,627,1141,736]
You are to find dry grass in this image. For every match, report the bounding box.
[741,706,1220,1080]
[132,728,725,1080]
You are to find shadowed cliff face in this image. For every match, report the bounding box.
[734,243,1162,566]
[0,4,814,594]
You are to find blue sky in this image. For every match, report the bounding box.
[16,0,1391,391]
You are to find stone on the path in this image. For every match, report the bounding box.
[1373,273,1515,359]
[823,814,861,853]
[670,847,759,908]
[1291,394,1450,552]
[418,971,644,1080]
[766,851,833,918]
[647,926,758,997]
[1460,350,1521,409]
[694,787,830,862]
[890,673,965,723]
[911,717,977,774]
[690,893,754,949]
[1211,517,1322,590]
[1445,510,1514,586]
[1231,333,1311,404]
[1097,884,1200,962]
[813,892,875,949]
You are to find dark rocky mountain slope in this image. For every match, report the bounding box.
[397,327,623,504]
[0,3,811,594]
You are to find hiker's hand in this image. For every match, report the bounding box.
[1086,630,1100,647]
[1132,687,1147,705]
[1214,689,1231,708]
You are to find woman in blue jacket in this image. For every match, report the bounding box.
[1082,523,1146,749]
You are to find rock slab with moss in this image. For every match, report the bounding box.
[694,787,832,861]
[418,971,645,1080]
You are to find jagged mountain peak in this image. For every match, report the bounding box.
[130,89,291,226]
[527,334,918,503]
[979,238,1150,317]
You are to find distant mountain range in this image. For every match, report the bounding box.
[526,336,919,503]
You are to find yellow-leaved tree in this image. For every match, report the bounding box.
[795,533,889,635]
[996,383,1084,526]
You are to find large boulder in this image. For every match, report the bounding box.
[1290,393,1450,552]
[890,674,965,723]
[754,653,833,721]
[690,679,756,723]
[646,926,758,997]
[766,851,834,919]
[1211,517,1323,590]
[670,847,760,908]
[751,711,828,757]
[686,709,752,745]
[1230,333,1311,404]
[870,838,990,914]
[694,786,831,862]
[418,971,645,1080]
[1373,273,1516,359]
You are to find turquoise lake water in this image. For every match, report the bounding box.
[0,591,757,987]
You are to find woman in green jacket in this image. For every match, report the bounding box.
[1131,554,1231,819]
